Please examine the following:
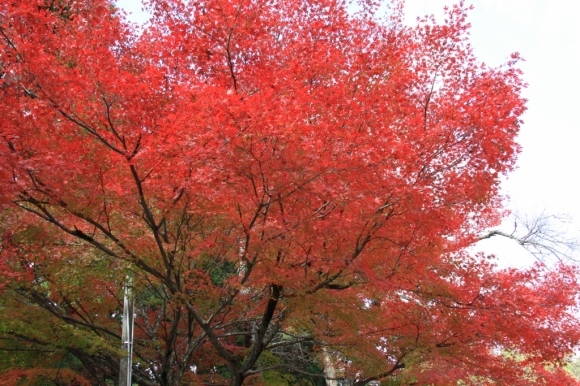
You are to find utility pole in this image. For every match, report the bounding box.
[119,275,134,386]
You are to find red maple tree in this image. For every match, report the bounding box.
[0,0,578,385]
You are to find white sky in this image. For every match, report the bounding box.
[117,0,580,267]
[403,1,580,267]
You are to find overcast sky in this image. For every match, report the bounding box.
[403,1,580,266]
[117,0,580,267]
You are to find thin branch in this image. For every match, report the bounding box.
[478,211,580,262]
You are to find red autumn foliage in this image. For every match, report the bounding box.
[0,0,578,385]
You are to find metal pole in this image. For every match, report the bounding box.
[119,275,134,386]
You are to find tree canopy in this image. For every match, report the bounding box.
[0,0,578,385]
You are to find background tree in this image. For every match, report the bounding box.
[0,0,578,385]
[479,211,580,262]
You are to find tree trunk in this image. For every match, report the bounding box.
[322,347,339,386]
[229,371,244,386]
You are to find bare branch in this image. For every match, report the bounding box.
[478,211,580,262]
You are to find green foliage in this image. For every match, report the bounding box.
[202,258,237,287]
[567,356,580,380]
[254,340,325,386]
[38,0,74,20]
